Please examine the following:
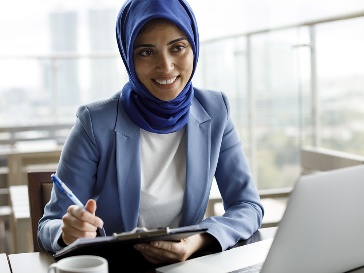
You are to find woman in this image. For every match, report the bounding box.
[38,0,264,267]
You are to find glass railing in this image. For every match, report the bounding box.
[1,12,364,190]
[195,12,364,189]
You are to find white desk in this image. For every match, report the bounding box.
[6,228,276,273]
[0,253,11,273]
[6,227,364,273]
[8,252,55,273]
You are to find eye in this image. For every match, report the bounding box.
[136,48,154,57]
[171,44,187,52]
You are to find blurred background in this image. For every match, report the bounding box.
[1,0,364,189]
[1,0,364,255]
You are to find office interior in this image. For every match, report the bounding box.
[1,0,364,256]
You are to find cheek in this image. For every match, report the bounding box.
[176,50,194,71]
[134,60,150,81]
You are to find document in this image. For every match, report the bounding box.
[53,225,207,261]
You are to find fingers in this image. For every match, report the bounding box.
[85,199,104,227]
[61,200,104,245]
[85,199,97,215]
[71,200,104,228]
[134,240,188,264]
[61,224,92,245]
[135,243,173,264]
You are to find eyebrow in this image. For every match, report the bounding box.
[134,37,189,49]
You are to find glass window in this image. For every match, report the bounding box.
[316,17,364,155]
[249,28,309,189]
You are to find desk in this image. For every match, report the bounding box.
[8,252,55,273]
[0,253,11,273]
[6,227,364,273]
[6,227,276,273]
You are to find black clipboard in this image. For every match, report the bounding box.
[53,225,207,262]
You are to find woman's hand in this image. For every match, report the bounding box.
[134,233,217,265]
[61,199,104,245]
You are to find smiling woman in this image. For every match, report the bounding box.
[133,19,194,101]
[37,0,264,270]
[1,0,363,265]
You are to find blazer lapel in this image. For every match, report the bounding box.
[114,102,141,231]
[181,97,212,225]
[114,96,212,229]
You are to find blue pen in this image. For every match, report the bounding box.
[51,173,106,237]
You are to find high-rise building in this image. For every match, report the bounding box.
[87,8,123,102]
[49,11,80,111]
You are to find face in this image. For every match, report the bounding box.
[133,19,194,101]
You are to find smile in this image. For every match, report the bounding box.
[154,76,178,85]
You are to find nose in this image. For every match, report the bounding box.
[156,52,174,73]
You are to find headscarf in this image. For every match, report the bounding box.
[116,0,199,134]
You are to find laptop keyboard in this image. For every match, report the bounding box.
[229,262,264,273]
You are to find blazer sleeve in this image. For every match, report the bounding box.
[198,92,264,251]
[37,105,102,253]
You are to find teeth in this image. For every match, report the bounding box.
[155,77,177,85]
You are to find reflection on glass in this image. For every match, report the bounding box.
[1,10,364,191]
[316,17,364,156]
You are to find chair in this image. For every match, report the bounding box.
[27,171,54,252]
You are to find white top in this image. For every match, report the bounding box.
[138,127,186,229]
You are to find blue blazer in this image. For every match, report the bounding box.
[38,88,264,253]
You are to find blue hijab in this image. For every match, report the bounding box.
[116,0,199,134]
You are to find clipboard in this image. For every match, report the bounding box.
[53,225,207,261]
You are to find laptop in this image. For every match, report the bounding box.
[156,165,364,273]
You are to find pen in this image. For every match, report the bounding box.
[51,173,106,237]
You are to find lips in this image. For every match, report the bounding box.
[154,76,178,85]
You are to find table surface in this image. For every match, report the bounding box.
[0,253,11,273]
[8,252,55,273]
[7,227,276,273]
[6,226,364,273]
